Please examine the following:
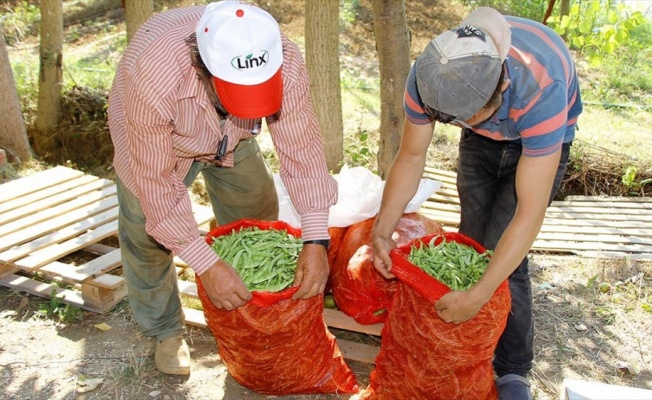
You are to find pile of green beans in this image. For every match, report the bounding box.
[407,238,492,291]
[209,227,303,292]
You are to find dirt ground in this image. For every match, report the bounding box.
[1,253,651,400]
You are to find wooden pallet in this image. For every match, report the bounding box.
[0,167,381,363]
[420,167,652,261]
[0,166,215,313]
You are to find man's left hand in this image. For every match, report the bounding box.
[291,243,329,299]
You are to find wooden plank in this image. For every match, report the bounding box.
[0,174,101,220]
[538,224,652,238]
[88,273,124,289]
[433,187,460,198]
[323,308,383,336]
[0,273,124,314]
[428,193,460,205]
[420,201,461,213]
[0,273,67,298]
[531,239,652,253]
[178,279,198,298]
[0,186,117,240]
[543,211,652,222]
[0,196,118,251]
[14,220,119,271]
[192,203,216,227]
[183,307,207,327]
[0,264,17,279]
[0,208,119,263]
[564,195,652,203]
[0,166,84,203]
[546,206,652,216]
[418,209,460,226]
[335,338,380,364]
[539,218,651,230]
[550,200,652,210]
[535,232,652,247]
[38,249,122,283]
[423,167,457,182]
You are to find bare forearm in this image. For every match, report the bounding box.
[469,214,544,303]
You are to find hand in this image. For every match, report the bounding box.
[291,244,329,299]
[434,289,485,324]
[199,260,252,311]
[372,235,396,279]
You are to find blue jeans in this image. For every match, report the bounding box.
[116,138,278,340]
[456,129,571,378]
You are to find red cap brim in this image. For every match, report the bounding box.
[212,67,283,119]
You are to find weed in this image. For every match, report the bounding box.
[343,128,376,172]
[35,289,82,323]
[111,350,151,383]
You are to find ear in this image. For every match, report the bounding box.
[501,79,511,92]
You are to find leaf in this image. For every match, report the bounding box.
[246,53,252,60]
[77,377,103,393]
[94,322,111,331]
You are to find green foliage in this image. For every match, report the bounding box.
[35,289,82,323]
[621,166,652,196]
[340,0,361,27]
[0,0,40,45]
[461,0,547,21]
[343,129,376,172]
[547,0,647,67]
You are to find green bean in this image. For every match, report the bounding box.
[208,227,302,292]
[407,238,492,291]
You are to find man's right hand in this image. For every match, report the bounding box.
[199,260,251,310]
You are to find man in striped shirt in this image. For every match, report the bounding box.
[108,1,337,375]
[371,7,582,400]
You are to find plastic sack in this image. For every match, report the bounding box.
[198,219,359,395]
[274,166,442,228]
[329,213,445,325]
[357,232,511,400]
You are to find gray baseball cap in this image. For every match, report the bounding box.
[416,7,511,121]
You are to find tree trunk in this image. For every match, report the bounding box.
[125,0,153,43]
[371,0,411,179]
[560,0,570,41]
[34,0,63,156]
[305,1,343,173]
[0,31,33,162]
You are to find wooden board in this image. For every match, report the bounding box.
[421,167,652,260]
[0,167,215,313]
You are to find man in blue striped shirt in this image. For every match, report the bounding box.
[371,7,582,400]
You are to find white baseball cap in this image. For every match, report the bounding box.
[416,7,511,121]
[196,1,283,119]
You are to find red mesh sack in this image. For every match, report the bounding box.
[357,232,511,400]
[330,213,444,325]
[198,219,359,395]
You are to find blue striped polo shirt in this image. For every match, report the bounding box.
[404,16,583,157]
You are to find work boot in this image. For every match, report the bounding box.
[155,336,190,375]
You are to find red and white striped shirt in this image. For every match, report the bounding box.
[108,6,337,275]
